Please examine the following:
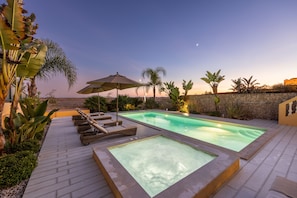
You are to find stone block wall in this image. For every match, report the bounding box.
[45,93,297,120]
[188,93,297,120]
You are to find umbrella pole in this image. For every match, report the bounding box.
[116,87,118,124]
[98,93,100,114]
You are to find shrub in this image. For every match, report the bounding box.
[4,139,41,154]
[0,151,37,189]
[207,111,222,117]
[84,96,107,112]
[4,99,58,147]
[110,95,143,111]
[226,102,251,120]
[144,98,160,109]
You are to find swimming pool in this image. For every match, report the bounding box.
[121,111,266,152]
[109,135,216,197]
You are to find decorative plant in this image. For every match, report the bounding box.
[0,0,47,149]
[182,79,193,101]
[231,78,244,93]
[84,96,107,112]
[161,81,184,111]
[144,98,160,109]
[226,102,251,120]
[109,95,142,111]
[0,151,37,189]
[201,69,225,94]
[242,76,259,93]
[4,99,58,148]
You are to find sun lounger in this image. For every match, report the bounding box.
[74,108,112,126]
[89,112,105,116]
[76,111,122,133]
[89,114,112,120]
[75,108,104,116]
[77,119,123,134]
[80,121,137,145]
[266,176,297,198]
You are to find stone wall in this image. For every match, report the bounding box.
[47,93,297,120]
[45,98,86,110]
[188,93,297,120]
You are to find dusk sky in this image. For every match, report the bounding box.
[21,0,297,98]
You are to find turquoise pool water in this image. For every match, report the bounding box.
[121,111,266,152]
[109,135,216,197]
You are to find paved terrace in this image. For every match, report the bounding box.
[23,113,297,198]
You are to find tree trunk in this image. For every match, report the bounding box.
[28,77,38,97]
[153,86,156,101]
[0,100,6,155]
[212,85,218,94]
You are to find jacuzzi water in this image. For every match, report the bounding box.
[121,111,266,152]
[109,135,216,197]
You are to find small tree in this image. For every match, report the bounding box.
[242,76,259,93]
[231,78,244,93]
[201,69,225,94]
[161,81,184,111]
[141,67,166,101]
[201,70,225,114]
[182,80,193,101]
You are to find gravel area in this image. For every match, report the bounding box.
[0,179,28,198]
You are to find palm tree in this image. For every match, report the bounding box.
[242,76,259,93]
[141,67,166,101]
[231,78,244,93]
[182,79,193,101]
[27,39,77,97]
[201,69,225,94]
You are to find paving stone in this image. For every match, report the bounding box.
[256,171,285,198]
[274,154,294,173]
[245,162,274,191]
[250,149,270,166]
[23,180,69,198]
[23,191,56,198]
[234,187,257,198]
[29,168,57,180]
[57,171,106,197]
[69,168,101,184]
[227,163,258,190]
[213,185,237,198]
[25,179,57,193]
[263,149,283,166]
[82,186,114,198]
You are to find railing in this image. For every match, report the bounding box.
[279,96,297,126]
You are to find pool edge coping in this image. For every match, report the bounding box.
[93,134,240,198]
[120,110,278,160]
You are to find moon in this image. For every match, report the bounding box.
[195,43,199,47]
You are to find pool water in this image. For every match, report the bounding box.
[109,136,216,197]
[121,111,266,152]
